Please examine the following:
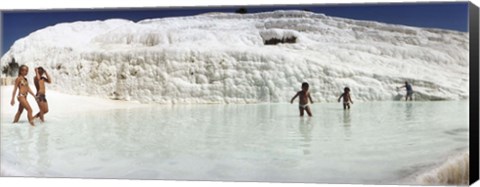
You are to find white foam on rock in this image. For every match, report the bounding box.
[0,10,469,104]
[416,151,469,185]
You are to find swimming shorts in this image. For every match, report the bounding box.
[299,104,309,109]
[407,90,413,96]
[36,93,47,102]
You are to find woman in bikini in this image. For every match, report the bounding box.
[33,67,51,122]
[10,65,36,126]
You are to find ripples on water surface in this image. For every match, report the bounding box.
[1,101,469,184]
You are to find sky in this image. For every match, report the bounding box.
[1,2,469,55]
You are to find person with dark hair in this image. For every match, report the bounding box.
[10,65,36,126]
[398,81,413,101]
[33,66,52,122]
[338,87,353,110]
[291,82,314,117]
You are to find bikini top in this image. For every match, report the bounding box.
[19,77,28,86]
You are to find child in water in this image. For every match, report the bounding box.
[338,87,353,110]
[291,82,314,117]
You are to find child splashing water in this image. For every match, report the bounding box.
[291,82,314,117]
[338,87,353,110]
[10,65,36,126]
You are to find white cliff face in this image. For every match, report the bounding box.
[0,10,469,104]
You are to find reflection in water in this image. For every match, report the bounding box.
[27,127,35,171]
[405,103,413,120]
[37,125,50,175]
[342,111,352,140]
[0,101,469,183]
[298,118,313,155]
[14,127,29,171]
[343,110,351,125]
